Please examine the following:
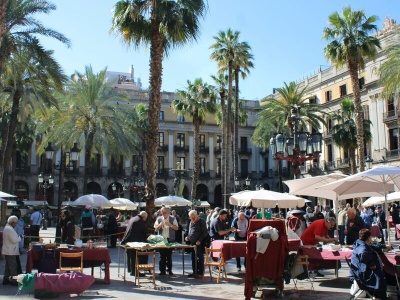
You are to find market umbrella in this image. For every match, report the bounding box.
[318,165,400,244]
[0,191,16,198]
[229,189,305,209]
[362,192,400,207]
[73,194,111,208]
[154,195,192,207]
[109,198,138,210]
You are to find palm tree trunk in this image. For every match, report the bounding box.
[220,92,226,208]
[0,0,8,74]
[350,148,357,175]
[233,69,239,192]
[144,17,163,219]
[191,111,200,207]
[348,61,365,172]
[225,61,233,208]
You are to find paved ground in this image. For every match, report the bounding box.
[0,227,399,299]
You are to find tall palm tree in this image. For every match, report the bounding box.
[331,98,372,174]
[0,0,70,75]
[323,6,380,172]
[210,29,239,206]
[0,39,67,223]
[379,34,400,101]
[172,78,216,205]
[37,66,139,195]
[211,73,228,206]
[254,81,326,145]
[111,0,207,215]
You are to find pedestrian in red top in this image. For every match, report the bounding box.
[301,217,337,245]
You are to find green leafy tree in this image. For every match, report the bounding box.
[379,31,400,101]
[0,0,70,75]
[323,6,380,172]
[37,66,139,195]
[111,0,207,216]
[331,98,372,174]
[172,78,216,205]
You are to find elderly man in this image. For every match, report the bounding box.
[154,207,178,275]
[2,216,22,286]
[210,209,236,240]
[185,210,209,277]
[345,208,366,246]
[337,205,348,245]
[232,212,248,272]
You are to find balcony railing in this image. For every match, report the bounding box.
[199,146,209,154]
[214,147,221,154]
[87,168,103,176]
[158,144,168,152]
[107,169,125,176]
[238,148,252,155]
[156,168,169,178]
[383,110,400,123]
[326,161,336,170]
[387,149,399,159]
[199,172,210,179]
[337,158,350,168]
[174,145,189,153]
[15,166,31,174]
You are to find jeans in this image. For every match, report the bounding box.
[191,245,204,275]
[235,236,247,269]
[338,225,345,245]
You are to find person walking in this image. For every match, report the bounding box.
[106,209,119,248]
[60,210,75,245]
[185,210,209,277]
[81,205,95,242]
[30,207,42,242]
[2,216,22,286]
[154,207,178,275]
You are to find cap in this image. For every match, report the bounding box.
[85,205,92,210]
[376,206,382,209]
[219,209,228,216]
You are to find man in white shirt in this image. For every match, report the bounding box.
[154,207,178,275]
[2,216,22,285]
[30,207,42,242]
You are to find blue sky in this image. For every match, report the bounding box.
[37,1,400,101]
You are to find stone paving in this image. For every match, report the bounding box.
[0,227,399,299]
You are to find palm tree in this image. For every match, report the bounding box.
[0,0,70,75]
[323,6,380,172]
[211,73,228,206]
[172,78,216,206]
[331,98,372,174]
[254,81,326,146]
[110,0,207,215]
[210,29,239,206]
[37,66,139,195]
[379,35,400,101]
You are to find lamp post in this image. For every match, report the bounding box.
[366,155,374,170]
[44,142,80,243]
[123,175,146,204]
[235,176,251,191]
[38,172,54,204]
[270,105,322,180]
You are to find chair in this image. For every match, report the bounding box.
[135,251,156,287]
[345,257,375,300]
[203,247,227,283]
[59,251,84,273]
[291,255,316,298]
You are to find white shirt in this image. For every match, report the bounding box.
[2,224,21,255]
[154,216,178,239]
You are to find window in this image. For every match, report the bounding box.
[157,156,164,173]
[176,115,185,122]
[240,137,248,151]
[177,157,186,169]
[309,96,316,104]
[339,84,347,97]
[89,154,101,173]
[110,155,123,173]
[200,158,206,174]
[177,133,185,147]
[325,90,332,102]
[15,151,28,170]
[359,77,365,90]
[326,118,332,134]
[132,155,143,173]
[158,132,164,147]
[389,128,398,150]
[200,134,206,148]
[159,111,164,121]
[216,158,221,176]
[327,144,333,162]
[240,159,248,177]
[216,135,222,148]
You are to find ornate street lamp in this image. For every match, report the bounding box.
[44,142,80,242]
[270,105,322,179]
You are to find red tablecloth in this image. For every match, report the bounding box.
[298,246,352,271]
[288,239,301,252]
[211,240,246,261]
[26,248,111,284]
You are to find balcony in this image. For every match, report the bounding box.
[383,110,400,124]
[325,161,337,171]
[238,148,252,156]
[259,149,269,156]
[156,168,169,178]
[199,172,210,179]
[174,145,189,153]
[199,146,209,154]
[337,158,350,169]
[65,168,79,175]
[107,169,125,176]
[88,168,103,176]
[323,129,332,140]
[158,144,168,152]
[15,166,31,174]
[214,147,222,154]
[387,149,399,159]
